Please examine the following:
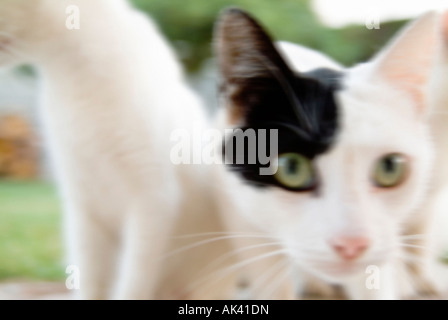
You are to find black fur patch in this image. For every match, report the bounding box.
[217,9,342,191]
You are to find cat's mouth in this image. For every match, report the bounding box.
[307,260,372,281]
[322,262,365,277]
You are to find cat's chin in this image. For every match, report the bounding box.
[305,261,373,283]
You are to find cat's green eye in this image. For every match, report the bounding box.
[274,153,316,190]
[373,153,408,188]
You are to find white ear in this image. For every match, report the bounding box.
[443,10,448,41]
[371,12,442,112]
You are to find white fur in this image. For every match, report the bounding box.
[0,0,237,299]
[276,41,344,72]
[1,1,445,300]
[214,12,442,300]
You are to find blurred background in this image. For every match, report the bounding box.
[1,0,447,289]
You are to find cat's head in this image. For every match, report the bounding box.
[215,8,441,282]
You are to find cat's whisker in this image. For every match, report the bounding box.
[184,248,289,296]
[161,234,280,260]
[199,241,286,276]
[397,243,434,253]
[260,263,293,300]
[395,253,426,265]
[396,243,429,250]
[171,231,267,239]
[388,238,433,250]
[250,259,288,294]
[399,234,426,240]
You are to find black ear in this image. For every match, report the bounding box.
[216,8,292,82]
[215,8,341,158]
[215,8,295,124]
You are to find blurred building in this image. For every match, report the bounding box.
[0,65,214,181]
[0,68,46,180]
[0,115,38,179]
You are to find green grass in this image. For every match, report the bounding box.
[0,180,65,281]
[442,252,448,265]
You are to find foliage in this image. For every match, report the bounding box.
[0,181,64,280]
[130,0,407,72]
[442,251,448,265]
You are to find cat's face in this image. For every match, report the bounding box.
[216,9,439,282]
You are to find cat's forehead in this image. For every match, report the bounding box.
[292,66,414,153]
[334,67,423,152]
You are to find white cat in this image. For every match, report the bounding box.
[423,10,448,293]
[0,0,240,300]
[1,0,446,300]
[212,9,445,299]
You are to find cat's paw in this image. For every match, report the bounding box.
[408,275,440,298]
[300,277,346,300]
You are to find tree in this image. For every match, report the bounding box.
[131,0,406,72]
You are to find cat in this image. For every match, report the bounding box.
[0,0,240,300]
[1,0,445,300]
[422,10,448,294]
[212,8,445,299]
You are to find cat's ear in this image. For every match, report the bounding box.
[370,12,442,113]
[443,10,448,41]
[214,8,293,124]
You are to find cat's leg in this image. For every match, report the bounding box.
[344,262,397,300]
[300,274,345,299]
[153,239,241,300]
[248,262,296,300]
[242,263,296,300]
[219,213,296,299]
[65,204,120,300]
[184,269,240,300]
[113,201,177,300]
[231,240,296,300]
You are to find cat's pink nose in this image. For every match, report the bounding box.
[329,236,370,261]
